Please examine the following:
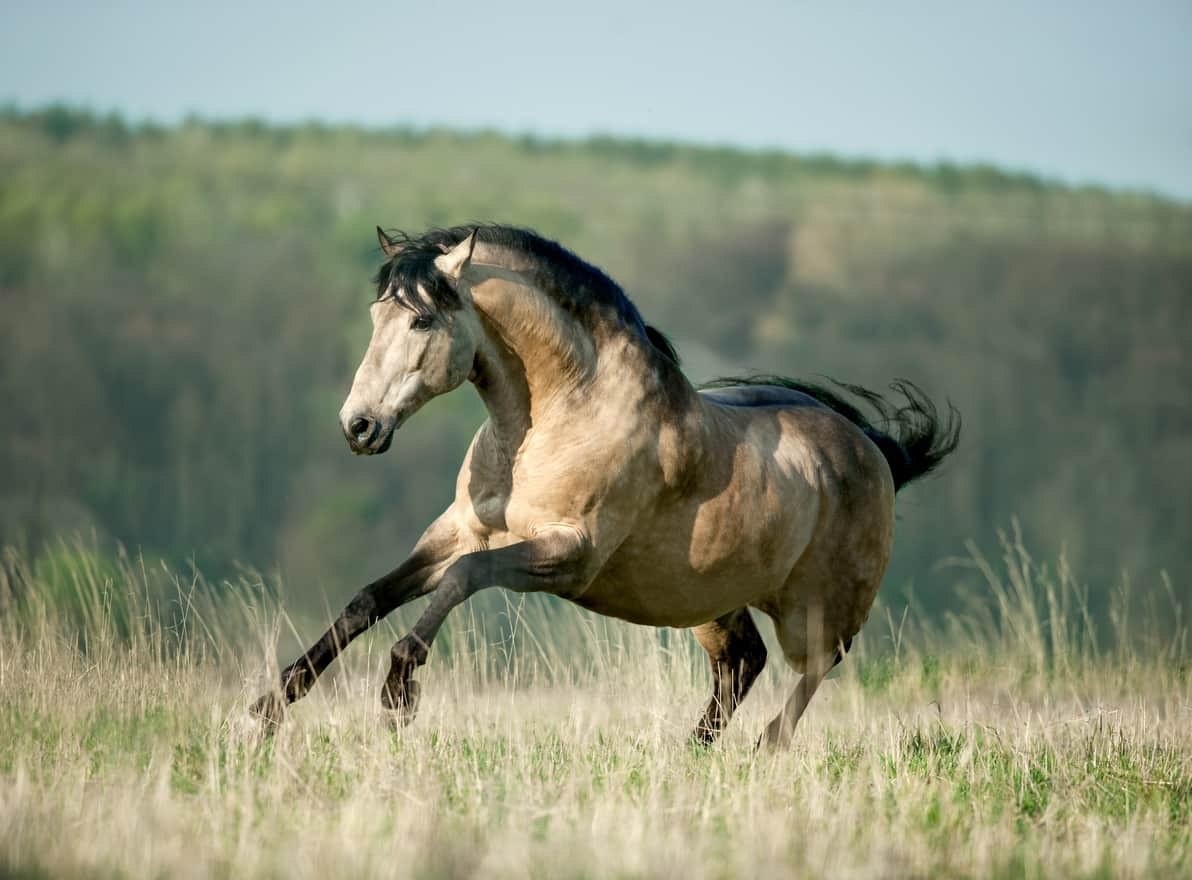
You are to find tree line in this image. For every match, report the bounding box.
[1,106,1188,622]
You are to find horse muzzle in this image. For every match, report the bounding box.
[342,414,395,455]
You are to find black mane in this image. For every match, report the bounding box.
[373,224,680,366]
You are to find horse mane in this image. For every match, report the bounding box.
[373,224,680,366]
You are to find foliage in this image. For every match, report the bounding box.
[1,107,1189,619]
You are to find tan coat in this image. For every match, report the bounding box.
[254,226,956,748]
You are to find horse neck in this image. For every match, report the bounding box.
[466,271,605,452]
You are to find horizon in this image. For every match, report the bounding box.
[5,102,1183,205]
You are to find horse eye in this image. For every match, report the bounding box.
[411,314,434,331]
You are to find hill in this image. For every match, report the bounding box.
[1,106,1189,620]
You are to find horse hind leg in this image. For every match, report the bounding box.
[760,666,826,749]
[759,600,851,750]
[690,608,768,745]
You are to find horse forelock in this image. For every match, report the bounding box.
[371,224,680,367]
[372,230,462,316]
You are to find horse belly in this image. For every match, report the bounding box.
[571,564,749,628]
[572,488,815,628]
[569,405,825,628]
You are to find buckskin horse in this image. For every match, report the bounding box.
[252,224,959,747]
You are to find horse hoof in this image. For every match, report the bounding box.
[382,679,421,728]
[250,692,285,732]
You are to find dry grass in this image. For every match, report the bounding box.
[0,537,1188,879]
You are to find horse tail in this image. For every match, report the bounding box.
[851,380,961,492]
[700,375,961,492]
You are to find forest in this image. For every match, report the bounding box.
[2,105,1189,622]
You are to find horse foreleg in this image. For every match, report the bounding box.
[250,516,458,729]
[379,573,466,727]
[691,608,767,746]
[380,527,591,727]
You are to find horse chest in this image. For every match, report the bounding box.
[465,490,508,535]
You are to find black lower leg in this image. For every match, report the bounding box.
[379,578,470,726]
[692,610,767,745]
[251,554,437,725]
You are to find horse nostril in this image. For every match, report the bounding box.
[349,416,371,439]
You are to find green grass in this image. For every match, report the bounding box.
[0,540,1187,878]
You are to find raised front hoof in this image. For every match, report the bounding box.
[249,692,286,733]
[381,678,421,729]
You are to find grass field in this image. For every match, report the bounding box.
[0,539,1188,879]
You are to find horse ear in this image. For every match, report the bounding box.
[376,226,403,258]
[434,228,478,280]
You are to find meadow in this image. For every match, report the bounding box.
[2,108,1190,878]
[0,536,1187,879]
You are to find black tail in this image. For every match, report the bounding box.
[701,375,961,492]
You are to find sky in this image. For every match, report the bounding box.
[2,0,1190,199]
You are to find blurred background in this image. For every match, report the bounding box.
[1,1,1189,626]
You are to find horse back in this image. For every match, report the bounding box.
[698,384,828,411]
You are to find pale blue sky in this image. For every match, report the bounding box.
[2,1,1189,198]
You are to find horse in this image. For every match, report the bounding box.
[251,224,959,747]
